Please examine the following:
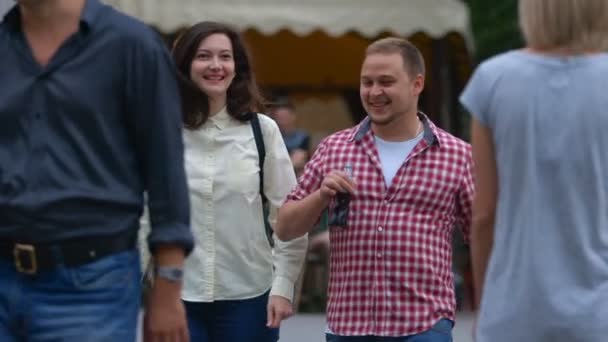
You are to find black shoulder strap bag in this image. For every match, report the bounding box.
[249,113,275,248]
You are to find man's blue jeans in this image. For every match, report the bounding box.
[184,291,280,342]
[0,250,141,341]
[326,319,453,342]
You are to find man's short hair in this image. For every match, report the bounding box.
[366,37,426,77]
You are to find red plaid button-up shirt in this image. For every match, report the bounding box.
[287,114,473,337]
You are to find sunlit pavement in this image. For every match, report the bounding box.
[280,311,475,342]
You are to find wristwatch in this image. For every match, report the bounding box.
[154,265,184,283]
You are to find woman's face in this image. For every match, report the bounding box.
[190,33,236,101]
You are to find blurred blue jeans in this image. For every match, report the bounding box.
[0,250,141,342]
[184,290,280,342]
[326,318,453,342]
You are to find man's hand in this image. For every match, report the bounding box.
[144,277,189,342]
[266,295,294,328]
[319,170,356,202]
[275,169,356,241]
[144,245,188,342]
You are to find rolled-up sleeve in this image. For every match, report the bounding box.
[125,36,194,255]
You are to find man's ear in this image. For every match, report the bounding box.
[413,74,425,96]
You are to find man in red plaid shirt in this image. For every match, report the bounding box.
[276,37,473,341]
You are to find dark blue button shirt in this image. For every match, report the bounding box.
[0,0,193,253]
[283,129,310,153]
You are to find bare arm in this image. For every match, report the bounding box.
[470,118,498,309]
[276,189,329,241]
[145,245,188,342]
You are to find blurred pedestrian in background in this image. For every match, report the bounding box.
[462,0,608,340]
[272,102,311,177]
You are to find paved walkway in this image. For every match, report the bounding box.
[138,311,475,341]
[281,311,475,342]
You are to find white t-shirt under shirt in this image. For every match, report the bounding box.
[374,132,424,187]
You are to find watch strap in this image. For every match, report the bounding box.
[154,265,184,283]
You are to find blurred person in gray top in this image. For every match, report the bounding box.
[460,0,608,341]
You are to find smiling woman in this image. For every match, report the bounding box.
[171,21,264,129]
[163,21,308,342]
[189,34,236,107]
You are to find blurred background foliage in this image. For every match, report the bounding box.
[466,0,524,62]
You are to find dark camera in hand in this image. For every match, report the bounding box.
[329,191,350,227]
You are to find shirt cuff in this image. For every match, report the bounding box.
[147,221,194,256]
[270,275,295,302]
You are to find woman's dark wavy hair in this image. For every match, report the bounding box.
[171,21,265,129]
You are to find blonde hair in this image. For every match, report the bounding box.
[519,0,608,52]
[366,37,425,77]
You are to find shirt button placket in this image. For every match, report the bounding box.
[204,140,216,298]
[29,106,45,171]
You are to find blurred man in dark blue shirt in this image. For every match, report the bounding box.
[0,0,193,341]
[272,102,311,177]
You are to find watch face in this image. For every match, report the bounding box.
[170,268,184,278]
[156,266,184,282]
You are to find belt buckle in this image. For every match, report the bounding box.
[13,243,37,274]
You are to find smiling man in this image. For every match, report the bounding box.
[275,37,474,342]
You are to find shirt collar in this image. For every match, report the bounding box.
[207,106,232,130]
[80,0,103,31]
[3,5,21,32]
[350,111,441,146]
[2,0,102,34]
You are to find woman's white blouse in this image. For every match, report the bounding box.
[180,108,307,302]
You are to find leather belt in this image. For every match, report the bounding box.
[0,232,136,274]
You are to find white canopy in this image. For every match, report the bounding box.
[103,0,470,38]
